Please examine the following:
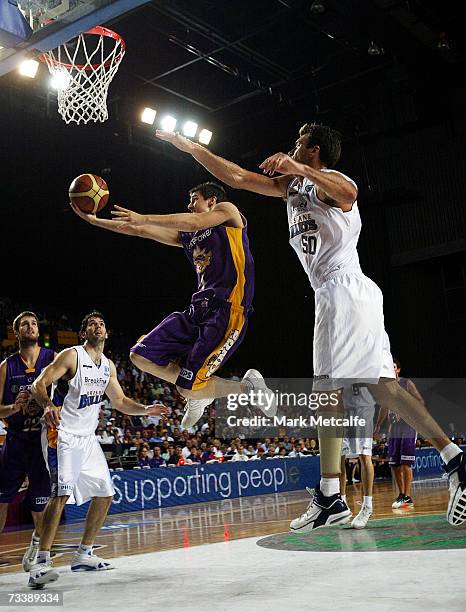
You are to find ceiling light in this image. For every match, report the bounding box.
[50,71,71,90]
[183,120,198,137]
[160,115,177,132]
[18,59,39,78]
[141,107,157,125]
[198,129,212,145]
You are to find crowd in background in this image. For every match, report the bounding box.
[1,304,463,480]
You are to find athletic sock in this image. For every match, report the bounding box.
[320,477,340,497]
[341,494,347,503]
[78,543,93,555]
[363,495,373,510]
[32,530,40,544]
[37,551,50,564]
[440,443,462,465]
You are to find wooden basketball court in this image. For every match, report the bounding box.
[0,479,452,574]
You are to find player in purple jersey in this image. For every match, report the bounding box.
[71,182,276,430]
[0,311,55,570]
[156,127,466,529]
[375,358,422,509]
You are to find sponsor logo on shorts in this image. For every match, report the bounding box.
[205,330,240,378]
[137,343,146,348]
[179,368,194,381]
[313,374,329,380]
[35,497,49,505]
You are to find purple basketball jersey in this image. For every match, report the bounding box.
[2,348,54,440]
[389,377,417,437]
[179,216,254,309]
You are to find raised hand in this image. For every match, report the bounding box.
[145,403,171,416]
[259,152,301,176]
[70,201,97,224]
[156,130,195,153]
[111,205,145,224]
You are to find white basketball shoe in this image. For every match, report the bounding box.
[290,487,352,532]
[28,560,59,588]
[242,369,277,417]
[181,397,214,430]
[350,505,372,529]
[71,548,114,571]
[22,533,40,572]
[445,451,466,526]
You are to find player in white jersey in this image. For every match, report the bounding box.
[28,311,168,588]
[157,125,466,531]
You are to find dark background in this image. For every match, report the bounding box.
[0,0,464,376]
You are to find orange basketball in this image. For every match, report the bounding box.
[69,174,109,214]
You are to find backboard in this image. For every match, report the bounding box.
[0,0,149,76]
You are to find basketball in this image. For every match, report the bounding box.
[69,173,109,214]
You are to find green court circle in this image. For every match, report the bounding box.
[257,514,466,552]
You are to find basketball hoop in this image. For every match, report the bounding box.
[40,26,125,125]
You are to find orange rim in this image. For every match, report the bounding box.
[39,26,126,71]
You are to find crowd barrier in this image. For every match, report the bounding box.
[64,457,319,521]
[413,444,466,480]
[64,445,465,520]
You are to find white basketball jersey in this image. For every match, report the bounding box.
[52,345,111,436]
[286,170,362,290]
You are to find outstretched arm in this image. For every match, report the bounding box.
[105,362,171,416]
[111,202,242,231]
[259,153,357,211]
[156,131,291,198]
[70,203,181,247]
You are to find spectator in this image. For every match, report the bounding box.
[186,448,201,464]
[167,447,185,466]
[163,444,175,463]
[250,447,266,460]
[138,447,152,467]
[182,440,193,459]
[96,427,114,444]
[231,445,249,461]
[263,444,277,459]
[150,447,166,468]
[201,444,215,463]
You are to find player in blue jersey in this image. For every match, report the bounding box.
[0,311,55,570]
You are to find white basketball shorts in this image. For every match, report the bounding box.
[43,428,114,505]
[313,272,395,390]
[341,387,376,457]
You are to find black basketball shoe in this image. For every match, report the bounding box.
[290,486,352,532]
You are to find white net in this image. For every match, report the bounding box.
[41,26,125,124]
